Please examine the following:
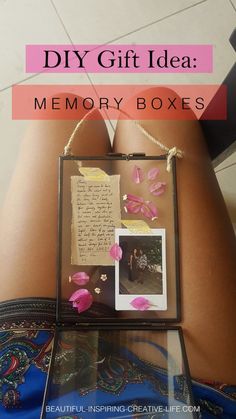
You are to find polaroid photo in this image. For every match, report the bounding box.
[115,228,167,311]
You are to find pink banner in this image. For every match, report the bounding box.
[12,84,226,120]
[26,44,213,73]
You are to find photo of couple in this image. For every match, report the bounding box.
[119,235,163,295]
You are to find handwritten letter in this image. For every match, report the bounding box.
[71,175,121,265]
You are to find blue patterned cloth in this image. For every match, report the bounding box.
[0,329,235,418]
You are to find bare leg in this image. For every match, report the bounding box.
[0,97,111,300]
[113,88,236,384]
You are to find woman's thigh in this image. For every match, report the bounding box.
[113,88,236,384]
[0,104,111,301]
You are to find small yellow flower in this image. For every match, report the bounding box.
[100,274,107,282]
[94,287,101,294]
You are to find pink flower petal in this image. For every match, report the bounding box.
[123,194,144,214]
[124,200,142,214]
[149,182,166,196]
[69,289,93,313]
[140,201,158,221]
[70,272,90,286]
[130,297,151,311]
[148,167,160,180]
[123,194,157,221]
[109,243,123,261]
[123,194,144,203]
[132,165,144,184]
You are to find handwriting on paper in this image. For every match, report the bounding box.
[71,175,121,265]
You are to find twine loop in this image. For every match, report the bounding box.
[167,146,183,172]
[64,106,183,171]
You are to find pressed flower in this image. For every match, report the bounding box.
[148,167,160,180]
[124,200,142,214]
[69,289,93,313]
[109,243,123,261]
[100,274,107,281]
[123,194,158,221]
[130,297,151,311]
[132,165,144,184]
[69,272,90,286]
[94,287,101,294]
[149,181,166,196]
[123,194,144,203]
[123,194,143,215]
[140,201,158,221]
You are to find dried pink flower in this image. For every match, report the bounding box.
[124,200,142,214]
[132,165,144,184]
[109,243,123,261]
[69,272,90,286]
[147,167,160,180]
[130,297,151,311]
[123,194,144,203]
[69,289,93,313]
[123,194,158,221]
[140,201,158,220]
[149,182,166,196]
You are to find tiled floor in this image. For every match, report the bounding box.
[0,0,235,230]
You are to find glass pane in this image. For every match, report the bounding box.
[42,328,197,418]
[58,156,179,322]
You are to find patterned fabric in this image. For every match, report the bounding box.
[49,331,189,404]
[52,344,145,396]
[0,329,235,418]
[0,329,53,418]
[0,298,235,419]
